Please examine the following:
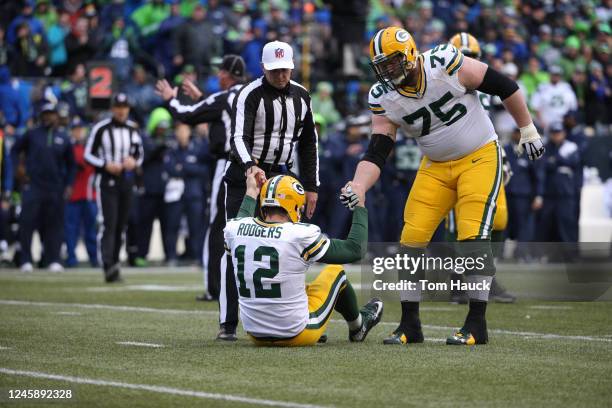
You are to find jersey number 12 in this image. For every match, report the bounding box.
[235,245,281,298]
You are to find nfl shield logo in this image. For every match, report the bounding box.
[275,48,284,58]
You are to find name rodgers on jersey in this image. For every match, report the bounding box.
[236,221,283,239]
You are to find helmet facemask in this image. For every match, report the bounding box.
[370,51,416,91]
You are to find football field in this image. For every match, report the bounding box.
[0,266,611,407]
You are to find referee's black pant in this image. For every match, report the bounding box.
[202,158,228,299]
[219,161,296,332]
[96,174,134,278]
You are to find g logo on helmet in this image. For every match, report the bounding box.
[292,182,305,195]
[395,30,410,43]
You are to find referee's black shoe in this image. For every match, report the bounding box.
[216,324,237,341]
[196,291,217,302]
[104,263,123,283]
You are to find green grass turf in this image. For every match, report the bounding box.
[0,266,611,408]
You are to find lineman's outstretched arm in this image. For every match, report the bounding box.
[458,57,544,160]
[339,114,398,209]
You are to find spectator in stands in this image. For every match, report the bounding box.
[241,19,267,79]
[172,3,222,77]
[7,0,45,46]
[0,25,11,67]
[100,16,142,83]
[10,21,48,77]
[537,122,581,243]
[47,9,70,76]
[585,61,611,127]
[131,0,169,41]
[137,112,171,264]
[123,64,163,126]
[65,16,96,70]
[11,103,75,272]
[163,122,208,266]
[519,56,549,102]
[60,63,88,120]
[311,82,341,128]
[0,67,25,130]
[154,0,185,79]
[504,129,544,259]
[531,65,578,134]
[34,0,58,31]
[64,117,97,267]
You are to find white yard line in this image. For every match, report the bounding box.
[2,299,610,343]
[116,341,164,348]
[528,305,574,310]
[0,300,216,316]
[0,346,12,350]
[0,368,329,408]
[54,312,82,316]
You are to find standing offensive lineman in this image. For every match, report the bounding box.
[85,93,143,283]
[220,41,320,340]
[156,55,246,302]
[340,27,544,345]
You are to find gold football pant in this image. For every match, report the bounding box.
[249,265,347,347]
[401,141,502,246]
[447,183,508,235]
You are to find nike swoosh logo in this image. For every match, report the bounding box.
[472,158,482,163]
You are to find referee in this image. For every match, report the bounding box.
[155,55,246,302]
[218,41,320,340]
[84,93,143,283]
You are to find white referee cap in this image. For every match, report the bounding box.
[261,41,294,70]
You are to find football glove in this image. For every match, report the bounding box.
[517,123,545,161]
[339,182,360,211]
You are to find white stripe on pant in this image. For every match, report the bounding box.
[202,158,227,289]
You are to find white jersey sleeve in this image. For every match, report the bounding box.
[295,223,331,263]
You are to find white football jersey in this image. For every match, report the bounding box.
[530,81,577,126]
[224,217,330,338]
[368,44,497,162]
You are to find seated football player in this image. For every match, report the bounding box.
[223,172,383,346]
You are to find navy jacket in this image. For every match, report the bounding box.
[141,135,169,196]
[504,142,545,198]
[11,125,75,192]
[163,139,209,199]
[542,140,581,198]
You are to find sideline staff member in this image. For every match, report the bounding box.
[85,93,143,283]
[218,41,320,340]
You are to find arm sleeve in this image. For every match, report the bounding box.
[297,102,320,192]
[319,207,368,264]
[84,122,106,169]
[167,92,224,125]
[237,195,257,218]
[230,86,257,170]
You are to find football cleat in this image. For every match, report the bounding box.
[349,298,383,342]
[382,327,424,345]
[446,328,477,345]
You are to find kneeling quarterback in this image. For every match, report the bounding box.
[224,172,383,346]
[340,27,544,345]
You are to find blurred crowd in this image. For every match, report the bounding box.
[0,0,611,268]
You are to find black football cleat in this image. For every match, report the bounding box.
[382,326,424,345]
[349,298,384,342]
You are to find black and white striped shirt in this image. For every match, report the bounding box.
[84,118,144,175]
[167,84,243,160]
[230,77,319,192]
